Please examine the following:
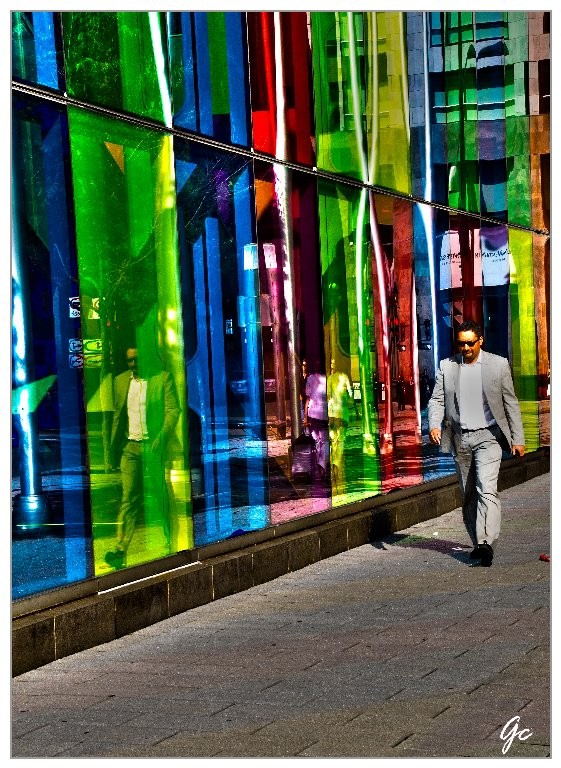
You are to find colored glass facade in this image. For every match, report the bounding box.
[12,11,550,600]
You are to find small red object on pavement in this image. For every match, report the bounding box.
[539,554,550,562]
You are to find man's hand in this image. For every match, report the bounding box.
[429,428,441,445]
[511,444,525,457]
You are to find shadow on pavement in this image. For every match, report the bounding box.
[371,533,478,565]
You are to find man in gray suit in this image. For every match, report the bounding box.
[428,321,525,566]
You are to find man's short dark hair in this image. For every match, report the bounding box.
[456,320,483,338]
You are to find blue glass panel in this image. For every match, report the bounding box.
[194,13,214,136]
[169,12,251,147]
[12,11,61,90]
[225,13,249,146]
[233,169,268,528]
[12,93,92,599]
[175,139,268,546]
[481,224,510,359]
[170,12,197,132]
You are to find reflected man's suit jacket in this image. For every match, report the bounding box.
[428,349,525,454]
[110,370,182,467]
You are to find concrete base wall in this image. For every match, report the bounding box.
[12,449,550,676]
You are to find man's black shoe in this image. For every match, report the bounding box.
[479,542,493,567]
[105,549,125,569]
[469,546,482,560]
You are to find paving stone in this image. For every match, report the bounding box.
[212,728,326,757]
[11,472,550,758]
[298,736,408,758]
[11,736,84,758]
[50,723,184,757]
[11,715,54,738]
[399,713,545,758]
[118,730,243,757]
[223,701,361,723]
[12,693,108,713]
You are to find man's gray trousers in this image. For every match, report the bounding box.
[451,425,504,547]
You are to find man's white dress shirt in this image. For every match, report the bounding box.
[459,357,496,430]
[127,375,149,440]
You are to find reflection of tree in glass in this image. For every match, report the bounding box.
[63,13,122,102]
[109,234,158,328]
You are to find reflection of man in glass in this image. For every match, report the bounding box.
[304,362,329,480]
[327,359,354,487]
[299,358,308,424]
[105,347,181,569]
[396,376,406,411]
[420,368,434,410]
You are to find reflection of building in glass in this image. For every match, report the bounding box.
[11,11,549,604]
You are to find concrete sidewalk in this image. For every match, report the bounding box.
[12,472,550,758]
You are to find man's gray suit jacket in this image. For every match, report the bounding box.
[428,349,525,454]
[109,370,181,467]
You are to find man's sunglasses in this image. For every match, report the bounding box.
[456,339,479,348]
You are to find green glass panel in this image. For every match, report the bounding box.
[461,12,474,41]
[504,64,515,117]
[12,376,57,416]
[506,116,531,227]
[364,12,411,195]
[508,228,539,451]
[207,13,230,116]
[506,13,527,64]
[503,16,531,228]
[446,41,460,72]
[447,125,479,214]
[446,12,473,45]
[505,14,528,117]
[447,13,459,44]
[531,232,550,448]
[443,20,480,215]
[68,106,192,574]
[318,180,381,504]
[62,12,171,126]
[310,12,365,180]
